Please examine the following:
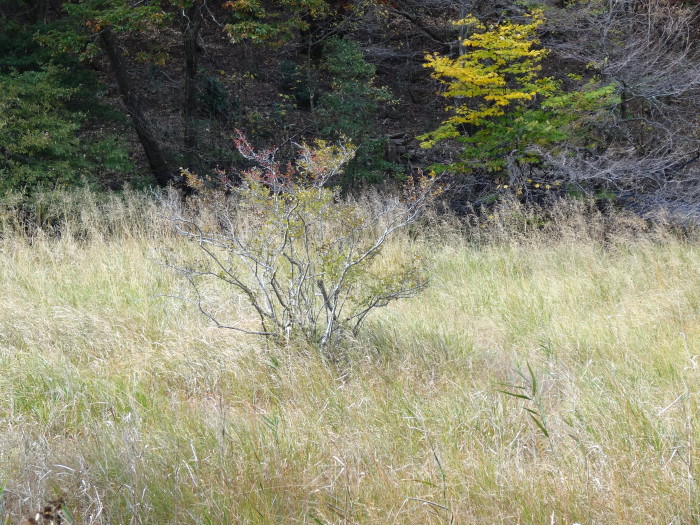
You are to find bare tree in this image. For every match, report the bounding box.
[544,0,700,201]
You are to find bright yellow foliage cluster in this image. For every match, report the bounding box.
[421,10,557,147]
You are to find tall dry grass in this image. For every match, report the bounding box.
[1,190,699,524]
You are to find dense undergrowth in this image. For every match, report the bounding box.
[1,189,699,523]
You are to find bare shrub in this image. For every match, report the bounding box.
[164,134,438,353]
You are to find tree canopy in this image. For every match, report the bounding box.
[0,0,698,204]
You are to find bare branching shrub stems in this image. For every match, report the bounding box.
[165,133,436,353]
[545,0,700,201]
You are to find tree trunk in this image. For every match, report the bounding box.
[183,2,202,156]
[30,0,49,24]
[458,0,468,56]
[99,28,174,187]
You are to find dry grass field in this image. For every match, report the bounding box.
[1,190,699,524]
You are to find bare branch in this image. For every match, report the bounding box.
[161,137,434,353]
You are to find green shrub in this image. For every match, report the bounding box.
[278,59,314,109]
[317,38,404,185]
[198,75,232,118]
[0,66,134,195]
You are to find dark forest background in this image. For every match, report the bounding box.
[2,0,700,216]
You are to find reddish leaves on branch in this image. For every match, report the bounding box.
[233,129,295,192]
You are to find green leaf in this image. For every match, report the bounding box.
[527,361,537,398]
[497,389,532,401]
[528,413,550,438]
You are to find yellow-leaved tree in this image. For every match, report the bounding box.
[420,10,618,176]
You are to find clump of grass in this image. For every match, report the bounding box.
[1,189,699,523]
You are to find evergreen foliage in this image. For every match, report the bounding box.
[318,38,401,184]
[0,66,133,194]
[198,76,232,118]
